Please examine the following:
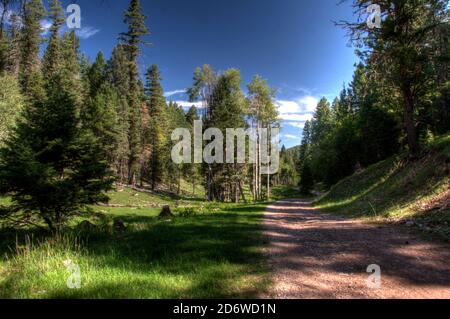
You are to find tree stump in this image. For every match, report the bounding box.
[159,205,174,218]
[113,218,126,232]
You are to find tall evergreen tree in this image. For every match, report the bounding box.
[341,0,448,155]
[80,53,120,167]
[87,52,107,97]
[144,65,167,190]
[42,0,64,78]
[0,73,24,146]
[120,0,149,185]
[206,69,247,202]
[0,0,13,74]
[0,70,114,232]
[5,13,21,77]
[107,45,131,182]
[310,97,332,145]
[166,101,189,194]
[20,0,45,98]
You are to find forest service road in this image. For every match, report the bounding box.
[261,199,450,299]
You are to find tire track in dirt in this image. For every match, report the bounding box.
[261,199,450,299]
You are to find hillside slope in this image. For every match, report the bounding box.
[315,134,450,239]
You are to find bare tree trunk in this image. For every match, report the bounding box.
[267,127,271,200]
[128,158,136,186]
[238,180,247,203]
[177,169,181,195]
[402,86,420,155]
[207,165,213,201]
[257,121,261,200]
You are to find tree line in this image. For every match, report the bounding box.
[298,0,449,194]
[0,0,288,231]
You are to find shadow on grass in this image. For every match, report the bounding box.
[316,153,449,220]
[0,206,270,299]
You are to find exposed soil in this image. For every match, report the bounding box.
[261,199,450,299]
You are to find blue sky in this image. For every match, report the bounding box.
[25,0,360,148]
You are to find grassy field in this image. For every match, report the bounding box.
[315,134,450,238]
[0,184,292,298]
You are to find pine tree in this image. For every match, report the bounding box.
[59,31,84,108]
[107,45,131,182]
[0,72,114,232]
[78,51,119,166]
[310,97,332,144]
[5,13,21,77]
[206,69,247,202]
[0,74,24,146]
[20,0,45,98]
[297,120,311,169]
[298,121,313,194]
[144,65,167,190]
[0,28,8,74]
[82,83,120,166]
[87,52,107,97]
[341,0,448,155]
[120,0,149,185]
[0,0,13,74]
[42,0,65,78]
[166,101,189,193]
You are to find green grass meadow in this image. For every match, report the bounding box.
[315,134,450,238]
[0,185,285,298]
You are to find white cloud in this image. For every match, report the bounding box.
[277,100,302,114]
[174,101,205,109]
[76,26,100,39]
[40,19,52,34]
[276,95,316,135]
[298,96,319,113]
[279,113,313,122]
[277,96,318,118]
[164,89,186,97]
[286,122,306,129]
[38,18,99,40]
[283,134,298,140]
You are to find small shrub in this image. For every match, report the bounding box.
[95,214,114,234]
[177,207,197,218]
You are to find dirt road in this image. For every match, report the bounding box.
[261,199,450,299]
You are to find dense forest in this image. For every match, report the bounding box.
[0,0,449,300]
[0,0,448,231]
[0,0,297,231]
[298,0,449,194]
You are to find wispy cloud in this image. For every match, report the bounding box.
[164,89,186,98]
[277,96,318,115]
[174,101,205,109]
[277,95,318,134]
[283,134,298,140]
[286,122,306,129]
[76,26,100,39]
[38,17,100,40]
[40,19,52,35]
[280,113,314,122]
[279,84,314,96]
